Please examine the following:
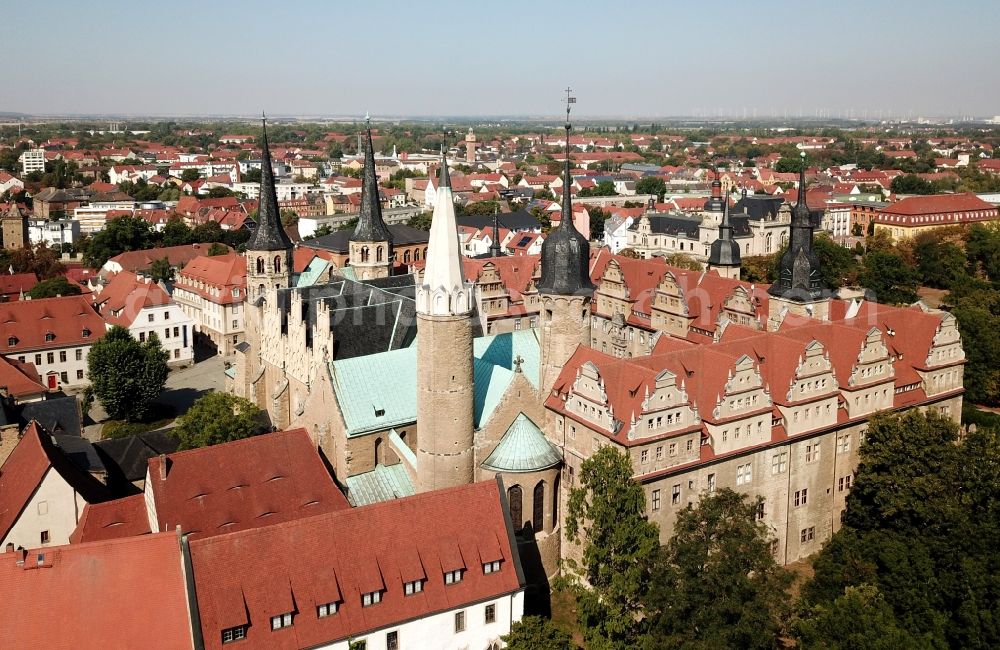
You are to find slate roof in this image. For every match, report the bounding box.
[246,118,293,251]
[350,127,393,244]
[0,533,194,650]
[330,329,540,436]
[94,429,179,485]
[481,413,561,473]
[305,223,428,254]
[189,479,523,650]
[458,208,541,232]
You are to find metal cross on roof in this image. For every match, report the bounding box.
[513,354,524,373]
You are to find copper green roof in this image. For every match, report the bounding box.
[481,413,561,473]
[295,256,330,288]
[345,463,415,506]
[330,329,540,436]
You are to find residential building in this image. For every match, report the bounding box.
[0,295,107,389]
[102,242,229,276]
[18,149,45,175]
[173,252,247,356]
[27,217,80,248]
[873,193,999,239]
[90,271,194,366]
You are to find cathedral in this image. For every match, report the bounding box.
[234,115,965,588]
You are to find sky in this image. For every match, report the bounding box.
[5,0,999,119]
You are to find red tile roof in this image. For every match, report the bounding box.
[93,271,172,327]
[879,192,994,216]
[145,429,350,540]
[0,295,107,354]
[176,253,247,305]
[0,357,46,399]
[0,532,194,649]
[190,479,522,650]
[69,494,151,543]
[0,273,38,299]
[108,243,230,273]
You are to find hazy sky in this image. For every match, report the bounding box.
[5,0,999,118]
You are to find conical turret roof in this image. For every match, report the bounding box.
[246,116,293,252]
[351,123,392,244]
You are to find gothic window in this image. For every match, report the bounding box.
[766,232,773,253]
[376,246,383,262]
[258,284,265,297]
[273,256,281,273]
[360,246,369,262]
[404,250,411,263]
[256,257,264,274]
[532,481,545,533]
[508,485,523,531]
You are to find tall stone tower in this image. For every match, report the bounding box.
[538,99,596,396]
[702,170,725,222]
[1,202,28,250]
[707,197,741,280]
[246,115,293,302]
[768,153,829,327]
[349,120,393,280]
[415,151,477,493]
[464,127,476,163]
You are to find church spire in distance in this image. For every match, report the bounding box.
[537,88,595,296]
[351,114,393,244]
[247,113,293,251]
[769,151,823,300]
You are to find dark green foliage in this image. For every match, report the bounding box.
[800,411,1000,649]
[890,174,935,195]
[643,489,792,650]
[588,206,608,240]
[565,446,659,649]
[149,257,173,283]
[578,180,617,197]
[83,215,157,268]
[180,168,201,182]
[174,392,262,450]
[948,277,1000,405]
[207,243,229,256]
[26,276,81,299]
[87,326,169,422]
[406,212,432,231]
[858,251,919,304]
[913,233,966,288]
[774,156,805,173]
[337,217,359,232]
[161,217,194,246]
[502,616,574,650]
[635,176,666,201]
[812,233,859,289]
[965,224,1000,281]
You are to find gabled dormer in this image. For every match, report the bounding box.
[721,285,764,330]
[568,362,615,431]
[925,312,964,367]
[787,340,837,401]
[632,369,698,440]
[847,327,893,388]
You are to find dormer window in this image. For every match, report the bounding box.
[82,328,91,338]
[270,612,293,630]
[444,569,464,585]
[362,590,382,607]
[44,332,54,342]
[317,601,338,618]
[404,579,424,596]
[7,336,16,347]
[482,560,502,575]
[221,625,246,644]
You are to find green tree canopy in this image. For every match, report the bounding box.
[565,445,659,649]
[502,616,574,650]
[913,233,966,289]
[635,176,667,201]
[774,156,806,173]
[578,180,617,197]
[180,168,201,182]
[858,250,919,304]
[83,215,157,268]
[643,489,791,650]
[174,392,263,450]
[87,326,169,422]
[890,174,935,195]
[27,275,82,299]
[161,216,194,247]
[149,257,174,283]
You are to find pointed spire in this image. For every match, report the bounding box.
[490,204,503,257]
[538,89,595,296]
[708,186,740,269]
[247,114,292,251]
[439,146,451,189]
[351,120,392,243]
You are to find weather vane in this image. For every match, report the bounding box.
[563,86,576,130]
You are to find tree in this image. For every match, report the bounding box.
[502,616,574,650]
[642,489,792,650]
[794,584,934,650]
[948,278,1000,405]
[180,168,201,182]
[207,243,229,256]
[890,174,935,195]
[812,233,860,289]
[913,233,966,288]
[579,180,617,197]
[161,217,194,247]
[149,257,174,283]
[858,251,918,304]
[27,276,81,299]
[9,244,66,280]
[661,252,702,270]
[174,392,263,450]
[83,215,157,268]
[242,168,262,183]
[87,326,169,422]
[635,176,667,201]
[565,445,659,649]
[588,206,608,240]
[407,212,433,231]
[774,157,805,173]
[337,217,359,232]
[280,209,299,227]
[192,220,224,244]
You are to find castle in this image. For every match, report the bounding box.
[233,116,965,586]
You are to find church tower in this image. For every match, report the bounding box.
[349,119,393,280]
[415,150,477,493]
[768,152,829,327]
[1,202,28,250]
[707,197,741,280]
[538,94,595,396]
[465,127,477,163]
[246,115,293,302]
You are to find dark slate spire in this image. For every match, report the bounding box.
[708,192,740,268]
[247,114,293,251]
[438,146,451,190]
[769,152,823,300]
[538,90,595,297]
[490,205,503,257]
[350,118,392,243]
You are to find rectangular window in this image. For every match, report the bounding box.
[75,349,83,361]
[838,475,853,492]
[686,439,693,451]
[640,449,648,463]
[76,369,84,380]
[59,351,66,363]
[60,371,68,384]
[794,488,808,507]
[47,352,54,364]
[651,489,660,511]
[40,530,49,544]
[148,313,155,322]
[455,611,466,632]
[404,579,424,595]
[164,311,170,320]
[655,445,663,460]
[362,590,382,607]
[800,526,815,543]
[485,603,496,624]
[669,443,677,456]
[164,328,170,339]
[386,631,398,650]
[836,434,851,454]
[482,560,501,574]
[139,332,146,343]
[707,473,716,493]
[34,354,41,366]
[444,569,464,585]
[221,626,247,644]
[270,613,292,630]
[736,463,753,486]
[771,452,787,475]
[770,539,780,557]
[317,602,338,617]
[671,484,681,505]
[756,501,765,520]
[805,443,820,462]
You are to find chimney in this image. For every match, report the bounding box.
[158,453,167,480]
[4,542,13,553]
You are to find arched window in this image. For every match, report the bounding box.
[414,248,420,261]
[423,247,428,259]
[374,437,382,467]
[360,246,369,262]
[256,257,264,274]
[257,284,265,297]
[765,232,773,253]
[532,481,545,533]
[404,249,411,263]
[376,246,383,262]
[508,485,523,531]
[274,256,281,273]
